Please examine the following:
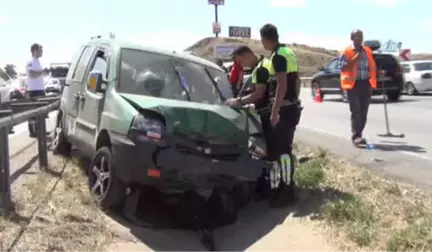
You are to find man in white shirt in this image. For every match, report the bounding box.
[26,43,47,137]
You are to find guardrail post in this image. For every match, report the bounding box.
[0,127,12,211]
[37,114,48,170]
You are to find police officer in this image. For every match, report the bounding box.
[224,45,271,116]
[260,23,302,205]
[223,45,291,206]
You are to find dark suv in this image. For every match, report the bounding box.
[310,50,404,102]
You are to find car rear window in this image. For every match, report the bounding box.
[413,62,432,71]
[373,54,399,72]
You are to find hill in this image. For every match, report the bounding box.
[185,37,432,77]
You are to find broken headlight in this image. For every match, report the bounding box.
[129,114,165,140]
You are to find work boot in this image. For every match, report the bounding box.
[268,183,298,208]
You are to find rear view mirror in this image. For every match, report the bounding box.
[87,71,107,93]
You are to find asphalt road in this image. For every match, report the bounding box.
[296,89,432,188]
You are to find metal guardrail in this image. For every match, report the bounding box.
[0,96,60,211]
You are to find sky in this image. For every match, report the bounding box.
[0,0,431,71]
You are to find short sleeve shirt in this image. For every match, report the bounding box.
[26,58,45,91]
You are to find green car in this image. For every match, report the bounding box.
[51,38,268,209]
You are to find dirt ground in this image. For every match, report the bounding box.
[2,142,432,251]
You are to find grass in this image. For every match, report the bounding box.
[321,196,377,247]
[295,157,326,188]
[293,143,432,251]
[0,154,115,251]
[386,218,432,251]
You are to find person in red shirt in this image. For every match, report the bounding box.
[229,58,244,97]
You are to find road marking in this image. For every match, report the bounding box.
[299,125,432,161]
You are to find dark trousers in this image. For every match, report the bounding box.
[260,104,302,187]
[27,90,46,135]
[347,80,372,140]
[231,84,240,97]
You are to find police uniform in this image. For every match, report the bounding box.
[265,44,302,198]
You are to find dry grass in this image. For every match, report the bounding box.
[186,37,432,77]
[0,155,115,251]
[294,143,432,251]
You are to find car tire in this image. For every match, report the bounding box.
[405,82,417,96]
[51,116,72,156]
[311,81,324,100]
[387,90,401,101]
[88,146,126,210]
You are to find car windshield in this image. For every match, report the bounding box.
[118,49,225,104]
[413,62,432,71]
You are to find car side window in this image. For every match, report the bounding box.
[72,46,96,82]
[327,59,339,71]
[89,49,108,79]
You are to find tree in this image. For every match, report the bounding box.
[4,64,17,78]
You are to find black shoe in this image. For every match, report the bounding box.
[268,184,297,208]
[352,137,366,147]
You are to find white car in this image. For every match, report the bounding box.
[401,60,432,95]
[44,78,62,94]
[0,69,12,103]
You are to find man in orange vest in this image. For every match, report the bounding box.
[339,29,377,147]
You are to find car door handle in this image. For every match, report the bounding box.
[74,92,80,100]
[79,95,86,102]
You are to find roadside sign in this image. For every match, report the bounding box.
[399,49,411,61]
[228,26,251,38]
[212,22,221,34]
[208,0,224,5]
[214,44,238,59]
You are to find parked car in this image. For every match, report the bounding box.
[400,60,432,95]
[44,77,62,94]
[51,39,267,210]
[310,42,404,102]
[49,62,70,86]
[8,77,27,100]
[0,69,12,102]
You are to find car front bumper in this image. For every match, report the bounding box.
[110,132,268,191]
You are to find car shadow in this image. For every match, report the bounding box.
[67,149,353,251]
[107,185,352,251]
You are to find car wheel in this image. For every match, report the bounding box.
[231,183,253,209]
[405,82,417,95]
[51,116,71,156]
[88,146,126,210]
[387,90,401,101]
[311,81,324,100]
[341,89,348,102]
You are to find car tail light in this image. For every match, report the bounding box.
[421,73,432,79]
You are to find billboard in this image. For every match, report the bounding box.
[229,26,251,38]
[214,44,238,59]
[208,0,224,5]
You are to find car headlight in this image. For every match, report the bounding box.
[129,114,165,139]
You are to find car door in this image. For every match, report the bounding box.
[74,46,109,155]
[320,58,341,92]
[64,45,96,143]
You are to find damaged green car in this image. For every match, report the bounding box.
[51,38,268,210]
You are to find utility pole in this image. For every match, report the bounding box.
[214,4,219,38]
[209,0,223,38]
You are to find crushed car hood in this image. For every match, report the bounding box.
[120,93,249,146]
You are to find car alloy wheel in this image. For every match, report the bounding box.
[406,82,417,95]
[89,153,112,200]
[88,147,125,210]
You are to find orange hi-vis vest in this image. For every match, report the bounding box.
[340,46,377,90]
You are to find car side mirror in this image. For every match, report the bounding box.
[87,71,107,93]
[319,66,326,71]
